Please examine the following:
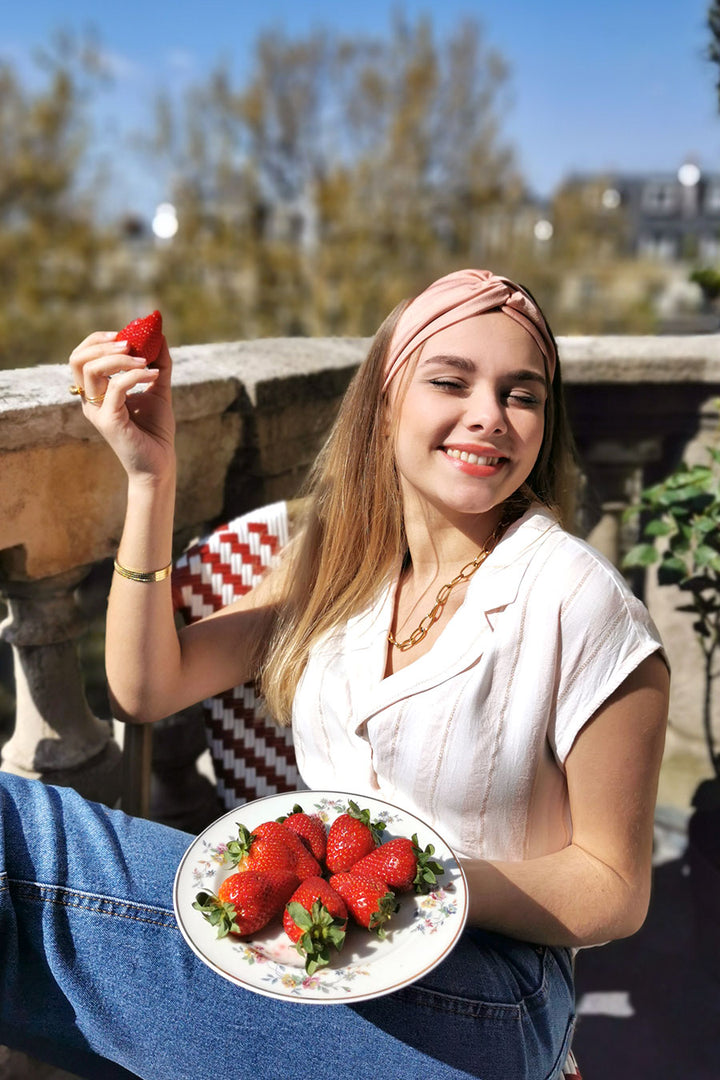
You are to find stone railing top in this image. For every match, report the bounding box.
[3,333,720,452]
[558,334,720,383]
[0,337,368,453]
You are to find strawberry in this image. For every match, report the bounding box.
[328,871,398,937]
[325,800,386,873]
[252,820,322,880]
[283,876,348,974]
[115,310,163,364]
[225,823,298,877]
[193,868,297,938]
[279,804,327,862]
[350,833,445,894]
[226,821,321,881]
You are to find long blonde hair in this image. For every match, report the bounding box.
[260,292,577,724]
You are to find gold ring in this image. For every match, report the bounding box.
[69,385,85,397]
[84,393,106,407]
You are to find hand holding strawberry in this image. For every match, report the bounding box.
[68,310,175,482]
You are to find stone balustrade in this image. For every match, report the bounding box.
[1,333,719,817]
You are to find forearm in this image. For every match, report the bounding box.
[106,468,182,723]
[464,841,650,949]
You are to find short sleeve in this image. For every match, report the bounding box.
[547,541,665,765]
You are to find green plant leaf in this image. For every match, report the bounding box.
[657,557,687,585]
[643,519,673,537]
[623,543,659,568]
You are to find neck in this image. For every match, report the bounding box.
[402,500,507,583]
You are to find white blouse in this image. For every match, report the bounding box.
[292,507,664,863]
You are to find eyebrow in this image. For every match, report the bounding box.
[420,354,547,385]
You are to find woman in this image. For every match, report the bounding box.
[0,270,668,1080]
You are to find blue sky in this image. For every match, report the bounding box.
[3,0,718,216]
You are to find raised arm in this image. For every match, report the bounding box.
[463,651,669,947]
[69,330,278,725]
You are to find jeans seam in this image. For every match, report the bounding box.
[9,878,179,930]
[518,944,552,1018]
[390,983,525,1020]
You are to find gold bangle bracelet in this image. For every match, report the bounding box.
[113,559,172,583]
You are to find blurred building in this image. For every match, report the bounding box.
[559,161,720,265]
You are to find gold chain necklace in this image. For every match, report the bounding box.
[387,519,508,652]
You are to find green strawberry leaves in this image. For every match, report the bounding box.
[285,899,347,975]
[346,799,387,845]
[410,833,445,894]
[193,890,240,939]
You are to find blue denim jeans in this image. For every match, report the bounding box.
[0,774,575,1080]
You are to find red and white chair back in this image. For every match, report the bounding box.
[562,1049,581,1078]
[171,500,300,809]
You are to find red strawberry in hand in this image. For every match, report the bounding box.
[283,876,348,974]
[329,871,398,938]
[350,833,444,894]
[325,800,386,873]
[115,310,163,364]
[193,868,297,938]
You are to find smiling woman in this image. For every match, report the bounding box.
[0,268,667,1080]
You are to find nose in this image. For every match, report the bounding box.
[465,386,507,435]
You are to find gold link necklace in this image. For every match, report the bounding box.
[388,518,508,652]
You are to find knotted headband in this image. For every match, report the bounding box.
[382,269,557,392]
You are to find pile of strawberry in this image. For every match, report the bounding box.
[193,800,444,975]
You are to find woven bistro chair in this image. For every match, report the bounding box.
[172,499,300,810]
[120,500,302,818]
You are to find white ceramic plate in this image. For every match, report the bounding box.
[173,790,468,1004]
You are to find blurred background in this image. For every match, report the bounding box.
[3,0,720,370]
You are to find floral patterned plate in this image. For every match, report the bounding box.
[173,790,468,1004]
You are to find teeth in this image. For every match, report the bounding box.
[445,448,501,466]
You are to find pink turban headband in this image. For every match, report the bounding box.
[382,269,557,392]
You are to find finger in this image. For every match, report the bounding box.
[151,337,173,388]
[73,352,148,401]
[82,367,160,415]
[69,331,121,362]
[69,339,130,393]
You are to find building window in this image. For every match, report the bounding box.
[699,235,720,262]
[638,233,677,260]
[705,185,720,214]
[642,183,678,214]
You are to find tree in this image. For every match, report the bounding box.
[143,15,521,343]
[709,0,720,112]
[0,35,118,369]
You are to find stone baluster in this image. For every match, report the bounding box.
[577,437,663,569]
[0,567,122,805]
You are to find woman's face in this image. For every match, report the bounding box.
[391,312,547,528]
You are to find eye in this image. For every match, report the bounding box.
[505,390,542,408]
[428,378,467,392]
